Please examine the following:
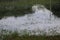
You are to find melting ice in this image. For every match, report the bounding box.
[0,4,60,35]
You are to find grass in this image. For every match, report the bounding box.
[1,32,60,40]
[0,0,60,19]
[0,29,60,40]
[0,0,60,40]
[0,0,60,6]
[3,35,60,40]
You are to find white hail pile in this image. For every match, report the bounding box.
[0,4,60,35]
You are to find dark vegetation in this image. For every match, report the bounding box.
[0,5,32,19]
[1,32,60,40]
[0,0,60,19]
[52,3,60,17]
[3,35,60,40]
[0,29,60,40]
[0,0,19,2]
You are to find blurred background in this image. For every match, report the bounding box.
[0,0,60,19]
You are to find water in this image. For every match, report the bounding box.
[0,4,60,35]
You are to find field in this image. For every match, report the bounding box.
[0,0,60,40]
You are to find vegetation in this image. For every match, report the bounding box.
[52,3,60,17]
[0,0,60,19]
[0,29,60,40]
[0,0,60,40]
[2,35,60,40]
[0,5,32,19]
[0,0,19,2]
[0,31,60,40]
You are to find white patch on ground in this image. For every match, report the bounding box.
[0,4,60,35]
